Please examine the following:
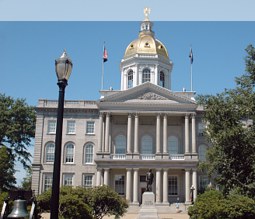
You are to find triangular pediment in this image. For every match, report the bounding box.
[99,82,196,104]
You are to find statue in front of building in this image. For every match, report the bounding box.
[146,169,154,192]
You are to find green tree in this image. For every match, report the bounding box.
[20,166,32,190]
[0,146,16,191]
[37,186,128,219]
[88,185,128,219]
[198,45,255,197]
[59,186,92,219]
[0,93,36,169]
[188,189,225,219]
[188,189,255,219]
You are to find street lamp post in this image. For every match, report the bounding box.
[50,50,73,219]
[190,185,195,204]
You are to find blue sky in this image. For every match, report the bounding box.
[1,22,255,106]
[1,0,255,185]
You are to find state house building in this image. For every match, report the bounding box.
[32,12,209,205]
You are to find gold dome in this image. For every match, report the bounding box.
[123,20,169,59]
[124,36,169,59]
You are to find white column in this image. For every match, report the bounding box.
[127,114,132,153]
[185,169,191,203]
[126,168,132,202]
[155,64,159,85]
[185,114,190,154]
[96,168,102,186]
[105,113,110,153]
[192,114,196,153]
[102,118,105,152]
[134,114,139,154]
[103,168,110,185]
[156,169,161,203]
[163,114,168,154]
[133,168,139,204]
[192,169,197,200]
[98,113,103,152]
[162,168,168,204]
[156,114,161,154]
[123,72,127,90]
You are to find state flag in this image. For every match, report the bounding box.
[189,48,193,64]
[103,46,108,62]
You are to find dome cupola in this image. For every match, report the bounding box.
[120,8,173,91]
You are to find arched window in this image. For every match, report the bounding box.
[141,135,153,154]
[159,71,165,87]
[168,136,179,154]
[84,143,94,164]
[45,142,55,162]
[199,144,207,161]
[115,135,126,154]
[142,68,150,83]
[128,70,133,88]
[65,143,74,163]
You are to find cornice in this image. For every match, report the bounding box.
[36,107,99,115]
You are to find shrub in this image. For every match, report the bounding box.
[188,189,255,219]
[59,187,92,219]
[88,185,128,219]
[188,189,225,219]
[0,192,8,210]
[37,189,51,213]
[223,193,255,219]
[37,186,128,219]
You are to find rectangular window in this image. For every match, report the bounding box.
[63,173,74,186]
[67,120,76,134]
[86,121,95,134]
[44,173,53,192]
[198,122,206,136]
[199,175,209,192]
[48,120,56,134]
[168,176,178,195]
[140,175,146,182]
[115,175,125,195]
[83,175,93,188]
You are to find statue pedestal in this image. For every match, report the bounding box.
[142,192,155,206]
[137,192,159,219]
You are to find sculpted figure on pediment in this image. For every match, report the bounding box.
[137,92,168,100]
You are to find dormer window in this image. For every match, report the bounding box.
[142,68,150,83]
[145,42,150,47]
[128,70,133,88]
[159,71,165,87]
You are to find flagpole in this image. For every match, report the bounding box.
[190,62,193,92]
[189,47,193,92]
[101,56,104,90]
[101,42,104,90]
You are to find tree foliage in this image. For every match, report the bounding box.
[0,146,16,191]
[0,191,9,215]
[188,189,255,219]
[88,185,128,219]
[188,189,225,219]
[198,45,255,197]
[0,93,36,169]
[20,166,32,190]
[37,185,128,219]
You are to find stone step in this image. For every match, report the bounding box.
[128,203,188,214]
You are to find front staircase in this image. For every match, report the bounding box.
[128,203,188,214]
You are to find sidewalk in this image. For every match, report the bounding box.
[41,212,190,219]
[104,213,189,219]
